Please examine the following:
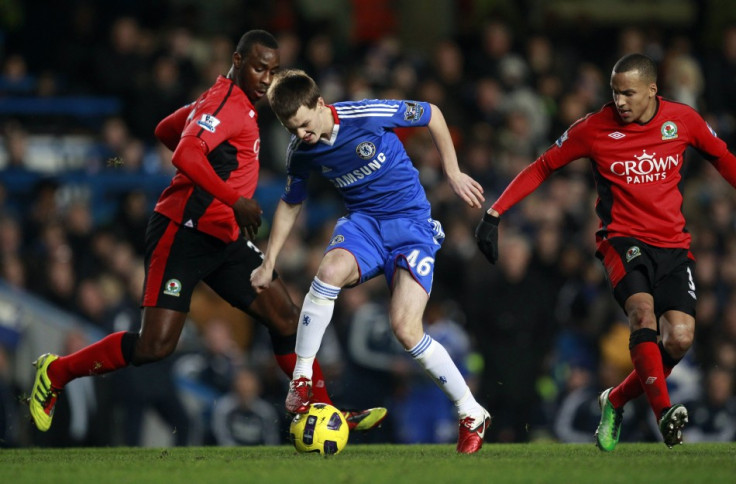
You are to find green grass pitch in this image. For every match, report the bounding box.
[1,443,735,484]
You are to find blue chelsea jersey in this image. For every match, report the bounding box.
[281,99,433,219]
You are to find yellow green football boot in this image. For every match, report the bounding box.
[29,353,62,431]
[342,407,388,432]
[595,387,623,451]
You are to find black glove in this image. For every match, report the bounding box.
[475,212,500,264]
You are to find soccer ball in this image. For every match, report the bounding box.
[289,403,349,455]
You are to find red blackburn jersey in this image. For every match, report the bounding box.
[154,76,261,242]
[493,97,736,249]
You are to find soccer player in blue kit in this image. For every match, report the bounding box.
[251,69,491,453]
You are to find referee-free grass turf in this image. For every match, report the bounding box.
[1,443,735,484]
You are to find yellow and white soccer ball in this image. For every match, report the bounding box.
[289,403,349,455]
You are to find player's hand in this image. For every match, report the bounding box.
[448,172,485,209]
[250,264,273,293]
[475,212,499,264]
[232,197,262,240]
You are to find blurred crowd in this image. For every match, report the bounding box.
[1,0,736,447]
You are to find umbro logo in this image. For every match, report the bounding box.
[645,376,657,385]
[608,132,626,139]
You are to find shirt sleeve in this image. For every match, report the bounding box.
[686,112,736,188]
[281,144,310,204]
[389,100,432,128]
[171,136,241,207]
[154,103,194,151]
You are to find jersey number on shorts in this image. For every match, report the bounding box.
[406,250,434,276]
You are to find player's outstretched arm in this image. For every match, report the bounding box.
[426,103,485,208]
[250,199,303,292]
[154,104,193,152]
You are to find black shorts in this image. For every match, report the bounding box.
[142,212,270,312]
[595,236,697,319]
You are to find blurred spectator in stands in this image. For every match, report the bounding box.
[433,216,479,305]
[0,344,19,447]
[85,116,130,174]
[705,24,736,146]
[550,91,588,146]
[0,254,26,290]
[192,318,248,395]
[459,133,497,195]
[468,19,518,83]
[17,181,61,253]
[683,366,736,442]
[430,38,472,131]
[54,0,102,95]
[467,231,557,442]
[610,26,663,67]
[469,76,506,133]
[172,317,248,444]
[63,200,94,268]
[195,34,235,94]
[74,274,124,329]
[93,16,147,106]
[550,352,598,443]
[129,55,189,141]
[38,257,77,314]
[0,53,35,95]
[350,0,396,50]
[0,213,23,261]
[661,37,705,109]
[111,190,149,257]
[163,27,201,96]
[275,31,302,70]
[0,122,41,206]
[571,62,606,113]
[303,33,344,102]
[210,366,281,446]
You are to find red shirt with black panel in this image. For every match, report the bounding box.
[492,97,736,249]
[153,75,260,243]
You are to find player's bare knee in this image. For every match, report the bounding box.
[315,267,344,287]
[392,322,422,350]
[663,329,693,357]
[627,303,656,330]
[132,339,176,365]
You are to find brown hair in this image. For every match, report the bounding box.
[267,69,321,122]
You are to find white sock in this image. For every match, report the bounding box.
[292,356,315,380]
[293,277,340,380]
[409,333,481,418]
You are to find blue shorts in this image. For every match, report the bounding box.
[325,212,445,294]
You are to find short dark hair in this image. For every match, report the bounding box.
[235,30,278,56]
[612,53,657,83]
[267,69,321,122]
